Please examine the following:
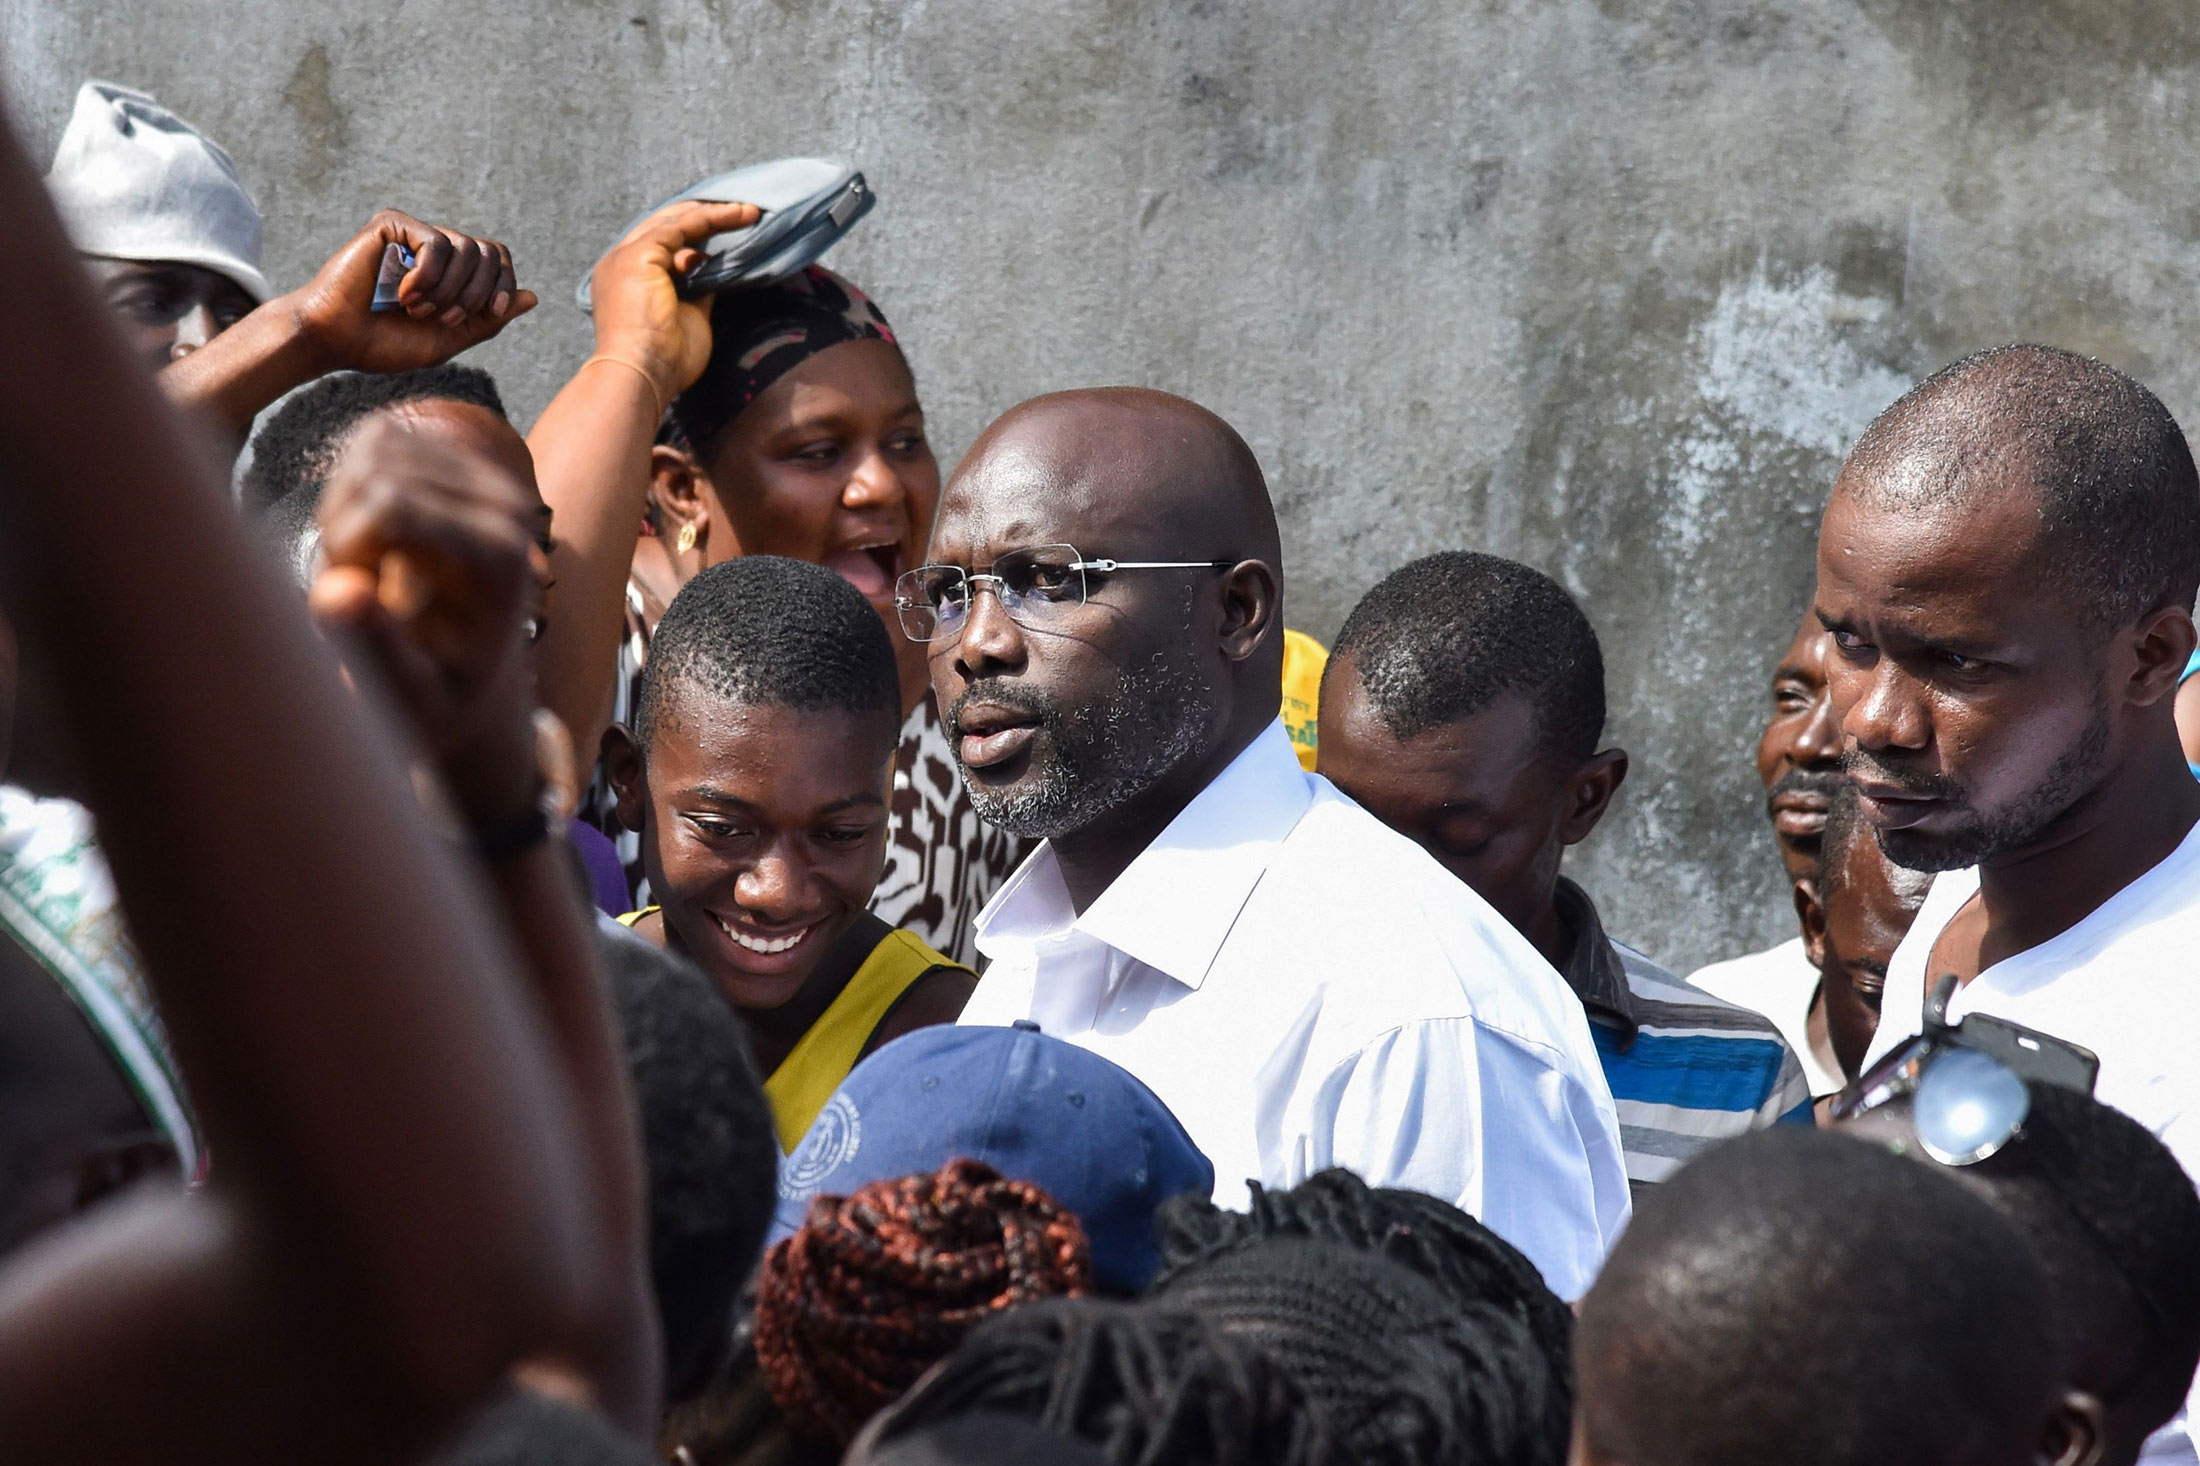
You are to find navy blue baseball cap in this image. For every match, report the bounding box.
[772,1022,1214,1293]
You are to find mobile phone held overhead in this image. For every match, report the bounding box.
[576,157,873,312]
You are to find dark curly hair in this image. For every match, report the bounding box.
[241,363,507,512]
[634,554,901,761]
[754,1158,1091,1445]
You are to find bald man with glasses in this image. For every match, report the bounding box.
[912,388,1628,1299]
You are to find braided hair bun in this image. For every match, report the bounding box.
[754,1157,1091,1444]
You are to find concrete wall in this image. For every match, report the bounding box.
[10,0,2200,970]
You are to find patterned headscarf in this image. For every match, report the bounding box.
[664,265,900,452]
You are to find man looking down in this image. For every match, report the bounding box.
[1317,551,1809,1195]
[1832,345,2200,1452]
[934,388,1626,1299]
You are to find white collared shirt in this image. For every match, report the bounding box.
[960,720,1629,1299]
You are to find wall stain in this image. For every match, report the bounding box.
[281,43,348,189]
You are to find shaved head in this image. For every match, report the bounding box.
[925,388,1285,870]
[1838,344,2200,635]
[1577,1129,2058,1466]
[956,388,1282,590]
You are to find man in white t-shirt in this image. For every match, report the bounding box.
[922,388,1628,1298]
[1828,345,2200,1460]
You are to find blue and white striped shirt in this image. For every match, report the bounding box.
[1555,880,1814,1193]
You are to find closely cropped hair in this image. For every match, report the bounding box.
[872,1297,1339,1466]
[755,1158,1091,1445]
[1840,344,2200,633]
[600,930,777,1400]
[1152,1237,1569,1466]
[635,555,902,755]
[1327,551,1605,759]
[1578,1128,2055,1466]
[241,364,507,512]
[1960,1082,2200,1432]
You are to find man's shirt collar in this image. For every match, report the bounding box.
[1554,876,1638,1044]
[975,721,1313,990]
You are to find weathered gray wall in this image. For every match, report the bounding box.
[9,1,2200,970]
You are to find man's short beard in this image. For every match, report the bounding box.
[1861,689,2112,873]
[952,650,1218,841]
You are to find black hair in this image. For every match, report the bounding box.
[241,364,508,513]
[1841,344,2200,634]
[598,927,778,1400]
[1152,1168,1571,1439]
[1152,1237,1568,1466]
[1326,550,1605,759]
[423,1390,654,1466]
[1578,1127,2056,1466]
[870,1297,1340,1466]
[1960,1083,2200,1432]
[633,555,901,756]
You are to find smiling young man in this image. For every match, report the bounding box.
[1825,345,2200,1455]
[1317,552,1809,1193]
[606,554,973,1151]
[929,388,1626,1300]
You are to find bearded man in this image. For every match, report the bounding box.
[1829,345,2200,1459]
[909,388,1627,1299]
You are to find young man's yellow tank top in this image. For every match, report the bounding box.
[616,909,970,1151]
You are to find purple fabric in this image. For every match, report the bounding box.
[568,816,632,916]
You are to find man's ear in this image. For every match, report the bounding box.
[1793,876,1829,971]
[1558,749,1629,846]
[2039,1389,2106,1466]
[1215,558,1280,663]
[2124,603,2197,708]
[601,723,649,836]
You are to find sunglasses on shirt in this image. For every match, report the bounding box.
[1830,973,2098,1166]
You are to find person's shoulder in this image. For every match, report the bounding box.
[1685,935,1815,1003]
[1617,939,1795,1043]
[1246,785,1599,1057]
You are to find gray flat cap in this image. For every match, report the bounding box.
[45,80,272,303]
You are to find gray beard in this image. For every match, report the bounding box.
[1875,689,2111,873]
[961,650,1218,841]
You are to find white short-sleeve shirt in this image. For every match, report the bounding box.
[1866,818,2200,1464]
[959,720,1630,1299]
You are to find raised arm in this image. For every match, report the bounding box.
[0,109,609,1466]
[527,200,757,759]
[163,209,536,444]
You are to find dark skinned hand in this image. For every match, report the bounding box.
[289,209,538,376]
[308,417,541,825]
[587,198,762,401]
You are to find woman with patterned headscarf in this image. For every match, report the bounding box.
[530,201,1021,963]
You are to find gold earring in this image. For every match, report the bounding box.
[675,522,698,554]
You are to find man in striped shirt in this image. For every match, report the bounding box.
[1319,552,1812,1192]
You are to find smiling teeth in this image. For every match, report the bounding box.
[715,915,811,954]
